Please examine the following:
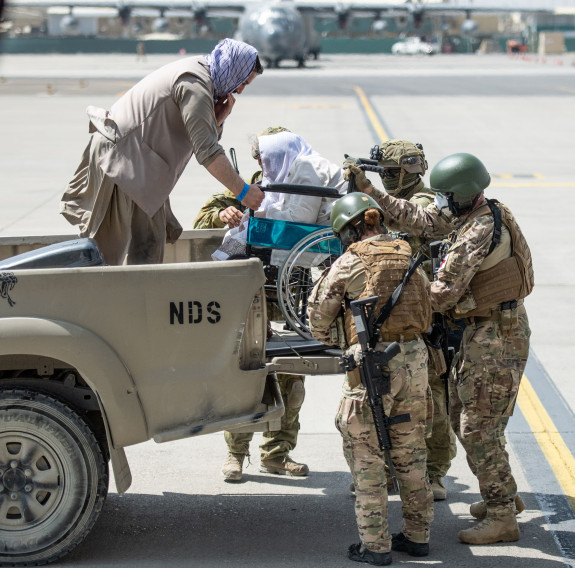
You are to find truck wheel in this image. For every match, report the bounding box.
[0,389,108,566]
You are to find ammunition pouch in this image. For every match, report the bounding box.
[426,343,447,376]
[499,300,519,334]
[347,368,362,389]
[463,299,525,335]
[342,355,362,388]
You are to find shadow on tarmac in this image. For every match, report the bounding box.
[63,471,572,567]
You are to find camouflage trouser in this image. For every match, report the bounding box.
[426,366,457,479]
[224,374,305,460]
[449,312,530,516]
[336,339,434,553]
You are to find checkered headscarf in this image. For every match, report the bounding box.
[205,38,258,102]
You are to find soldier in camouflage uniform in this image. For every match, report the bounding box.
[194,126,308,481]
[193,188,246,229]
[308,193,434,565]
[345,140,457,501]
[345,153,533,545]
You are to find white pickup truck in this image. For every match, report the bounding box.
[0,238,341,566]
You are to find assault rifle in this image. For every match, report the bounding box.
[427,240,454,412]
[343,296,410,493]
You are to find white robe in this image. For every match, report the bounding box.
[212,132,347,262]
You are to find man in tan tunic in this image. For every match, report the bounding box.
[61,38,264,265]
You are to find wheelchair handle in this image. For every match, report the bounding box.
[344,155,387,193]
[248,183,342,218]
[261,183,342,199]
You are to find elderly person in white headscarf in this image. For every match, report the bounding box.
[61,38,264,266]
[212,129,348,261]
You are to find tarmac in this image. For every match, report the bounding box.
[1,51,575,567]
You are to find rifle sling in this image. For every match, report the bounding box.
[485,199,502,256]
[369,253,425,349]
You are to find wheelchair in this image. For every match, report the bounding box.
[243,183,343,339]
[242,153,387,339]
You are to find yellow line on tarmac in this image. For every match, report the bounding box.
[353,86,390,143]
[517,375,575,511]
[352,90,574,191]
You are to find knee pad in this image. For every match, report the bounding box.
[287,378,305,409]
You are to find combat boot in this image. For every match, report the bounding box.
[260,455,309,476]
[347,543,392,566]
[391,532,429,557]
[469,494,526,520]
[221,452,245,482]
[430,477,447,501]
[458,511,520,545]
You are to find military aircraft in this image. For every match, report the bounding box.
[3,0,560,67]
[236,2,318,68]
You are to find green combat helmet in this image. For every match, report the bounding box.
[430,152,491,215]
[330,193,384,247]
[377,139,428,197]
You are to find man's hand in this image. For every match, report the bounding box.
[218,206,243,228]
[241,184,264,210]
[343,160,373,193]
[214,93,236,126]
[205,155,264,210]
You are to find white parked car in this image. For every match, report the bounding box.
[391,37,439,55]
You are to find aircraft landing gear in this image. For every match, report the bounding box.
[265,58,281,69]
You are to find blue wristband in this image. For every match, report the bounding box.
[237,182,249,202]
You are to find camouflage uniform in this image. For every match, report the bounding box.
[308,234,434,554]
[192,189,245,229]
[353,138,458,487]
[368,187,532,520]
[224,374,305,460]
[389,181,458,484]
[194,181,306,465]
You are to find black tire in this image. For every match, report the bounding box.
[0,389,108,566]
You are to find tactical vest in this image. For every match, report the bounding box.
[344,238,432,347]
[452,200,534,318]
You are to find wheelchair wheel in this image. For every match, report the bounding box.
[277,228,341,338]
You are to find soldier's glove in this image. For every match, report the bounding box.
[343,157,372,192]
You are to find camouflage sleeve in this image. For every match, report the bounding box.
[430,214,494,313]
[371,187,455,239]
[192,190,244,229]
[409,190,434,209]
[307,252,358,345]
